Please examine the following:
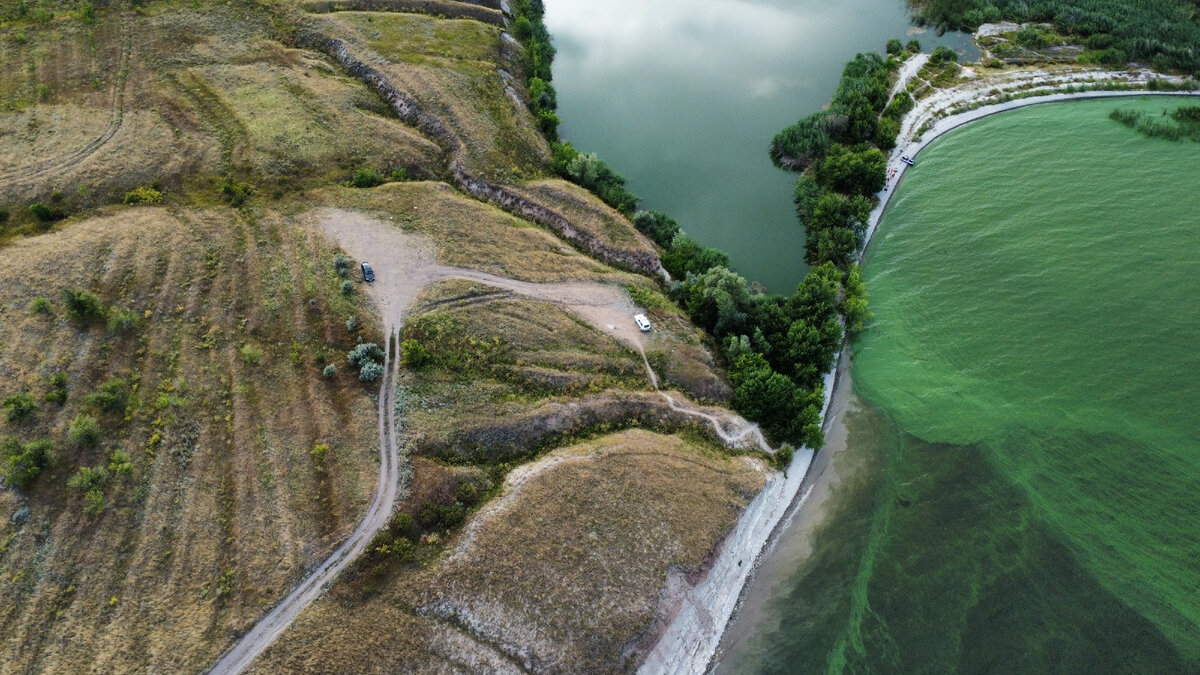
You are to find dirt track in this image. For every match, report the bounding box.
[206,208,771,672]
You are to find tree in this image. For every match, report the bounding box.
[661,235,729,280]
[792,175,821,224]
[815,144,887,197]
[682,266,752,336]
[632,210,680,248]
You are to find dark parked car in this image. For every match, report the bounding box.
[361,262,375,282]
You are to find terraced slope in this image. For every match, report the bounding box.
[0,1,779,672]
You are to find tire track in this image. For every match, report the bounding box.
[0,19,131,187]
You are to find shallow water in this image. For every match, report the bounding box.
[718,97,1200,672]
[545,0,974,292]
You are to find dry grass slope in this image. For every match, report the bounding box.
[0,206,378,672]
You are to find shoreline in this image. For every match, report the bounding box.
[643,48,1199,673]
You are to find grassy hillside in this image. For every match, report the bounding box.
[0,207,379,672]
[0,0,773,671]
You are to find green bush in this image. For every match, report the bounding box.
[123,186,163,205]
[400,339,429,368]
[347,343,386,367]
[0,437,54,487]
[240,344,264,365]
[69,414,101,445]
[69,465,109,514]
[886,38,903,55]
[906,39,920,53]
[29,297,51,315]
[350,168,384,188]
[44,372,68,405]
[29,202,60,223]
[62,288,105,323]
[3,393,37,423]
[108,448,133,476]
[219,177,252,207]
[359,361,384,382]
[85,379,127,413]
[340,279,354,295]
[930,45,958,65]
[106,308,139,333]
[333,253,351,277]
[322,364,338,378]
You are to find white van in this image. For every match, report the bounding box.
[634,313,651,332]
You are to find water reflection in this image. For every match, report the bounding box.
[546,0,975,292]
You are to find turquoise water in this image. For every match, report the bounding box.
[719,97,1200,672]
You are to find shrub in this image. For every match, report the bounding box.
[930,45,958,65]
[29,202,61,223]
[123,186,163,205]
[106,308,139,333]
[62,288,105,323]
[350,168,384,188]
[219,177,252,207]
[85,379,127,413]
[347,343,386,367]
[886,38,903,55]
[0,437,53,487]
[69,465,109,514]
[906,39,921,53]
[69,414,101,445]
[346,315,358,333]
[108,448,133,476]
[333,253,351,277]
[310,443,330,470]
[322,364,338,378]
[340,279,354,295]
[69,464,109,492]
[359,361,384,382]
[0,208,9,224]
[400,339,429,368]
[44,372,68,405]
[29,297,51,315]
[3,393,37,423]
[240,344,264,365]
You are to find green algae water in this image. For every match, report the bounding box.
[719,97,1200,673]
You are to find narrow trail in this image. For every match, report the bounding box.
[207,319,404,675]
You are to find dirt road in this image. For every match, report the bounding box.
[207,208,772,672]
[208,319,404,674]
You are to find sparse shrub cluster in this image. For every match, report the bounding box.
[106,308,139,333]
[68,464,109,514]
[44,372,68,405]
[0,437,54,488]
[3,393,37,423]
[240,344,264,366]
[333,253,351,277]
[62,288,105,323]
[400,338,429,368]
[28,202,62,223]
[29,296,51,315]
[69,413,101,446]
[85,379,127,413]
[349,167,384,188]
[219,176,253,207]
[123,186,163,205]
[347,342,386,382]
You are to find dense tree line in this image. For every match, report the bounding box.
[772,50,904,266]
[910,0,1200,73]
